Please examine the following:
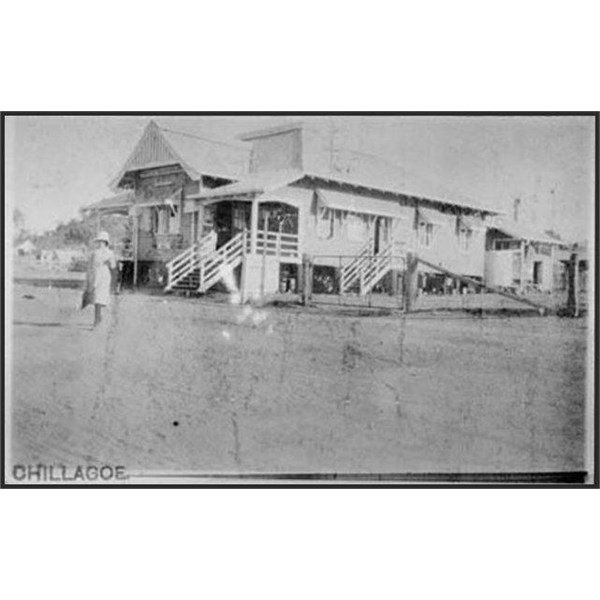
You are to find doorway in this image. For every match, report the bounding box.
[214,201,251,248]
[373,216,390,255]
[533,261,543,285]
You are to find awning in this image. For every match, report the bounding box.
[416,207,448,226]
[83,191,134,215]
[136,188,182,213]
[190,169,303,201]
[492,225,561,245]
[316,190,408,219]
[457,214,487,231]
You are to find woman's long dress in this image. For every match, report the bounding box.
[87,247,116,306]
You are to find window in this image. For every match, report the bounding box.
[158,208,169,234]
[347,213,367,242]
[232,204,249,233]
[495,239,520,251]
[458,227,472,251]
[418,223,434,248]
[154,177,174,188]
[317,208,334,239]
[151,206,178,234]
[168,205,180,234]
[150,207,160,233]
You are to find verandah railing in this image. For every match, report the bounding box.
[246,230,300,261]
[165,231,217,290]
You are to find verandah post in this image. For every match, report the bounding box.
[260,219,267,298]
[566,251,580,317]
[301,254,313,305]
[250,195,259,255]
[132,207,139,288]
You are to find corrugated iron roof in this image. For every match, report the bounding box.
[191,169,303,200]
[196,167,501,215]
[109,120,502,215]
[492,223,562,245]
[161,128,248,180]
[317,189,409,219]
[110,121,248,188]
[316,149,499,214]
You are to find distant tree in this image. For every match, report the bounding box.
[544,229,562,241]
[31,213,131,250]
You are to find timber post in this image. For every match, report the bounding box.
[403,252,419,312]
[334,261,342,296]
[132,208,139,287]
[301,254,313,306]
[250,195,259,255]
[566,252,580,317]
[260,220,267,298]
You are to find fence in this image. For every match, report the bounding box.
[300,252,585,316]
[303,253,408,310]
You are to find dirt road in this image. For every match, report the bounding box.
[8,284,588,479]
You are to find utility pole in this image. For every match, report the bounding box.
[566,251,580,317]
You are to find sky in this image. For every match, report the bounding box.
[5,115,595,243]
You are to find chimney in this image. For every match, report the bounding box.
[239,123,305,174]
[513,198,521,223]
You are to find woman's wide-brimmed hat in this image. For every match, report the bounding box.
[94,231,110,244]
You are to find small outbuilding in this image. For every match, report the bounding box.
[484,224,570,293]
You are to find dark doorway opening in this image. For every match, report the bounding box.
[374,217,382,254]
[533,261,543,285]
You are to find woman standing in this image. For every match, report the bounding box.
[86,231,116,327]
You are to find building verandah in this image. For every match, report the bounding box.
[167,187,302,299]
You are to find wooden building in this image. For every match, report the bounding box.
[86,120,501,300]
[83,121,247,285]
[484,224,571,293]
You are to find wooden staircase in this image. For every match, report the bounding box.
[166,229,299,295]
[341,240,405,296]
[165,232,216,292]
[340,238,374,294]
[359,243,394,295]
[198,231,245,293]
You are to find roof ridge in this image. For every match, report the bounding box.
[159,126,249,152]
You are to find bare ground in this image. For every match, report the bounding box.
[8,283,588,479]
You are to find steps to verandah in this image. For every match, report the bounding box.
[165,228,301,297]
[164,231,217,292]
[170,268,200,292]
[340,240,405,296]
[164,231,246,295]
[198,232,245,293]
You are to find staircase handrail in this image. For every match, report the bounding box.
[165,231,217,290]
[199,232,244,292]
[340,237,374,293]
[360,243,394,295]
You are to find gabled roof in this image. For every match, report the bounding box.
[110,121,248,189]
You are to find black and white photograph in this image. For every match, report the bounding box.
[3,113,596,486]
[1,3,600,599]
